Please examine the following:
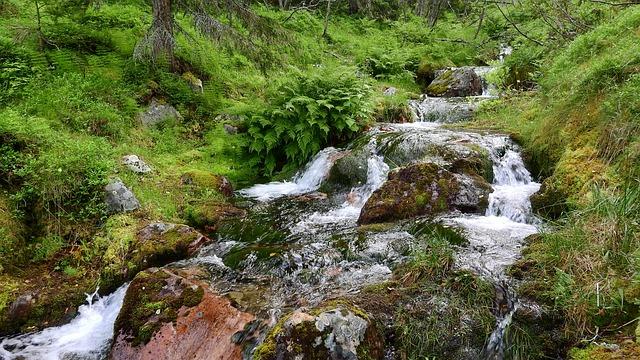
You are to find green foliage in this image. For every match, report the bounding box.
[244,65,373,174]
[0,39,40,105]
[22,73,137,138]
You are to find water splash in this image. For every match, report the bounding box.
[238,147,342,201]
[0,285,128,360]
[292,139,389,233]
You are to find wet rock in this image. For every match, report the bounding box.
[294,192,328,202]
[326,148,370,189]
[254,305,384,360]
[180,170,234,197]
[376,131,494,182]
[358,163,491,225]
[426,68,483,97]
[383,87,397,96]
[7,294,35,322]
[110,267,255,360]
[137,99,182,127]
[105,178,140,213]
[122,155,152,174]
[184,203,246,232]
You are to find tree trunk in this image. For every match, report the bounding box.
[348,0,359,14]
[322,0,332,38]
[151,0,176,69]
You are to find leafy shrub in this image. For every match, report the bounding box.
[244,65,373,175]
[0,39,40,105]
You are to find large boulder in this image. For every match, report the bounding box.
[254,305,384,360]
[358,162,492,225]
[101,222,213,288]
[105,178,140,213]
[110,267,255,360]
[137,99,183,127]
[426,68,483,97]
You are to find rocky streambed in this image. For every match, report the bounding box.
[0,66,551,360]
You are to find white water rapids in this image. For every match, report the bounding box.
[0,285,128,360]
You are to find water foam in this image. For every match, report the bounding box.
[0,285,128,360]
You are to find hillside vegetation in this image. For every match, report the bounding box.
[1,0,639,357]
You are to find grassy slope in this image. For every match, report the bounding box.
[472,7,640,357]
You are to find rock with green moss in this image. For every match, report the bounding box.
[426,68,482,97]
[254,305,384,360]
[530,179,568,219]
[111,267,255,360]
[100,221,213,291]
[377,131,494,182]
[325,148,370,190]
[180,170,234,198]
[358,162,492,225]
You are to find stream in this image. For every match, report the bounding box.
[0,66,542,360]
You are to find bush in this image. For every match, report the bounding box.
[244,65,373,175]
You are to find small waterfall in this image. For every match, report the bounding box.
[238,147,342,201]
[486,143,541,224]
[0,285,128,360]
[292,139,390,232]
[409,66,498,123]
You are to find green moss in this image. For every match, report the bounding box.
[113,269,205,346]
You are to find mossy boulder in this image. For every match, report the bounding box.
[530,178,568,219]
[100,221,213,291]
[377,131,494,182]
[358,162,492,225]
[180,170,234,198]
[254,305,384,360]
[415,58,454,91]
[426,68,483,97]
[111,267,255,360]
[183,203,246,232]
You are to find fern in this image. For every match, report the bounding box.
[244,65,372,176]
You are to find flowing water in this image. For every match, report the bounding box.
[0,66,540,360]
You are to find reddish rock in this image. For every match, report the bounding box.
[110,267,255,360]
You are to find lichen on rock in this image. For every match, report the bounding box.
[254,304,384,360]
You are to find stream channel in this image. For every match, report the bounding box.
[0,66,543,360]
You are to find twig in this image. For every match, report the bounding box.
[495,3,545,46]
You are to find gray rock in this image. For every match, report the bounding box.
[8,293,35,321]
[426,68,483,97]
[122,155,152,174]
[105,178,140,213]
[383,87,397,96]
[223,124,238,135]
[261,306,384,360]
[137,99,182,127]
[452,173,492,213]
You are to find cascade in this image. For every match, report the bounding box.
[0,63,539,360]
